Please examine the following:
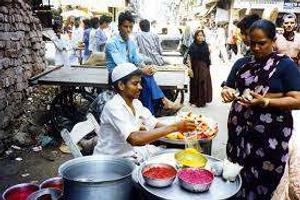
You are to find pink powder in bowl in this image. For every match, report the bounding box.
[178,168,214,184]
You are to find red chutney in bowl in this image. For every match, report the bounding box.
[178,168,214,184]
[142,164,177,179]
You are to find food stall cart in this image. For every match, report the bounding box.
[29,64,188,133]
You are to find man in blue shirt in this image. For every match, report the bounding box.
[105,11,181,115]
[82,18,91,62]
[95,15,112,52]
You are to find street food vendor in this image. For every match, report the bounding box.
[93,63,196,163]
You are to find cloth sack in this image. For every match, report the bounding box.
[84,52,106,66]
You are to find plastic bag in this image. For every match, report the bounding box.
[222,159,243,181]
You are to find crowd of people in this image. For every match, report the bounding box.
[48,10,300,199]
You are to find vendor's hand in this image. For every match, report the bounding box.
[221,87,236,103]
[237,91,264,107]
[176,120,196,133]
[139,125,147,131]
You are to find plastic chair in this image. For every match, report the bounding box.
[60,113,100,158]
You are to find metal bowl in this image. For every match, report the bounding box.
[40,177,63,191]
[178,168,214,193]
[2,183,39,200]
[142,163,177,188]
[27,188,63,200]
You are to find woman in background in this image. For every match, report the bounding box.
[187,29,212,107]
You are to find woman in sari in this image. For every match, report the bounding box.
[221,19,300,199]
[187,29,212,107]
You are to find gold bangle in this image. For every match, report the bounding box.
[262,98,270,108]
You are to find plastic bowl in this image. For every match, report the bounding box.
[2,183,39,200]
[40,177,63,191]
[142,163,177,188]
[178,168,214,192]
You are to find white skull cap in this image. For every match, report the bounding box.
[111,63,138,83]
[283,13,297,22]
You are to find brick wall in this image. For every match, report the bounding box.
[0,0,46,140]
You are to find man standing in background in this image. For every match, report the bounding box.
[135,19,166,66]
[275,13,300,66]
[95,15,112,52]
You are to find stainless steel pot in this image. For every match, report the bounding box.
[58,155,135,200]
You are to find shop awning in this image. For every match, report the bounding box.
[61,9,92,18]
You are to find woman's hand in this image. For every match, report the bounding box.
[175,120,196,133]
[238,91,265,107]
[221,87,236,103]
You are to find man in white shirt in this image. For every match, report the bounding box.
[72,17,84,45]
[93,63,196,163]
[69,17,84,65]
[52,26,69,67]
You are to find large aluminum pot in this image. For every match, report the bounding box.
[58,155,135,200]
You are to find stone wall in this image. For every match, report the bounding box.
[0,0,46,141]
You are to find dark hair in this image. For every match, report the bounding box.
[237,14,261,34]
[139,19,150,32]
[113,69,143,91]
[194,29,205,41]
[90,17,99,29]
[99,15,112,25]
[75,17,80,22]
[82,19,90,28]
[249,19,276,40]
[118,11,135,27]
[53,19,63,31]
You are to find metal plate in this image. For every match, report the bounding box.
[136,150,242,200]
[158,117,217,145]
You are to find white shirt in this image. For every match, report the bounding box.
[93,94,159,159]
[72,27,84,45]
[52,35,69,66]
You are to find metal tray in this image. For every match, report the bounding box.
[158,116,217,145]
[136,150,242,200]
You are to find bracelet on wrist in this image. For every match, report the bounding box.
[261,98,270,108]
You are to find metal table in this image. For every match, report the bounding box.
[30,65,188,92]
[135,149,242,200]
